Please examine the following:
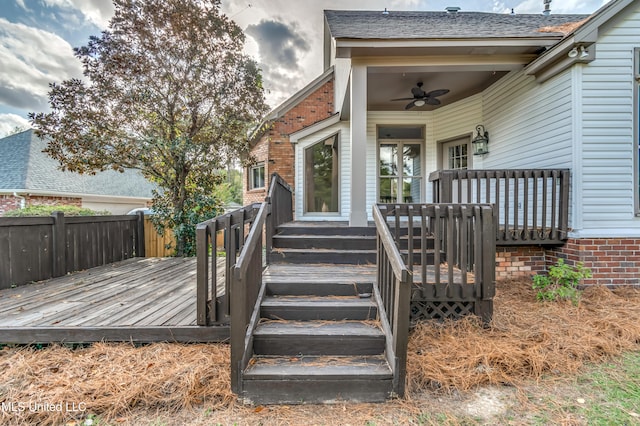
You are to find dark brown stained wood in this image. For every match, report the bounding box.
[0,257,227,344]
[0,326,229,344]
[265,281,372,296]
[428,169,569,245]
[0,214,144,289]
[253,321,385,356]
[260,296,378,321]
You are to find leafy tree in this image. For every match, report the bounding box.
[29,0,268,256]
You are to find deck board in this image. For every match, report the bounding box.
[0,257,228,343]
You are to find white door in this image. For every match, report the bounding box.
[440,136,472,202]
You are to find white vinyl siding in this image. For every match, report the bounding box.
[578,3,640,235]
[482,70,574,170]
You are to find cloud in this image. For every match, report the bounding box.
[245,18,311,107]
[246,19,310,70]
[42,0,113,28]
[0,18,84,112]
[0,113,31,138]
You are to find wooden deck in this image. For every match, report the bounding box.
[0,257,229,344]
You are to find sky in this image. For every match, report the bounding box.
[0,0,609,137]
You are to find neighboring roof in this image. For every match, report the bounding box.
[324,10,590,40]
[0,130,155,198]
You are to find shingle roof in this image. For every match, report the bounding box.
[0,129,155,198]
[324,10,590,40]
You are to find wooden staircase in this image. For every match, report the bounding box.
[238,223,394,404]
[269,222,377,264]
[241,273,393,404]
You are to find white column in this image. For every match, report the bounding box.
[349,64,368,226]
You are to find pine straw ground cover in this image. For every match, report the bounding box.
[1,278,639,425]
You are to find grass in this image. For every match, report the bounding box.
[577,352,640,424]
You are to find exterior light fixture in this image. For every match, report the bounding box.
[472,125,489,155]
[579,46,589,58]
[568,47,578,58]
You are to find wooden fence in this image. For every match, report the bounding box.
[0,212,144,289]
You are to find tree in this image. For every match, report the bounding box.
[30,0,268,256]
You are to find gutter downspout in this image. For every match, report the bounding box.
[13,192,26,209]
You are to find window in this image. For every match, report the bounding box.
[249,163,265,190]
[304,134,339,213]
[440,136,472,170]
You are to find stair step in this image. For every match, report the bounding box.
[272,234,376,250]
[261,296,378,321]
[242,355,393,404]
[253,320,385,356]
[268,248,376,265]
[266,281,373,297]
[276,224,375,236]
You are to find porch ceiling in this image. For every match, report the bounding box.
[367,68,509,111]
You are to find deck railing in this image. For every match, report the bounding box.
[0,212,144,289]
[195,203,263,326]
[376,203,496,324]
[429,169,569,245]
[373,204,412,397]
[265,173,294,252]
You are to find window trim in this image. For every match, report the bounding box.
[303,132,341,215]
[635,48,640,215]
[248,162,265,191]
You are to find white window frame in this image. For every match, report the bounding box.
[248,163,265,190]
[635,48,640,215]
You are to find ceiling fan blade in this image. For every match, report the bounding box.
[391,97,415,101]
[425,89,449,98]
[404,101,415,110]
[425,97,441,105]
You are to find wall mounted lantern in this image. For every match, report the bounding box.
[472,125,489,155]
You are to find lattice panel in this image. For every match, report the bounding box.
[410,300,474,323]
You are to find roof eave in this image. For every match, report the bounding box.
[525,0,636,81]
[249,66,335,145]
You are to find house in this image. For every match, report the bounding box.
[244,0,640,287]
[0,129,155,215]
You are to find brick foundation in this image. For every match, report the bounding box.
[548,238,640,286]
[495,246,546,279]
[495,238,640,286]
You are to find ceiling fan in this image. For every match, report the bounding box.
[391,82,450,110]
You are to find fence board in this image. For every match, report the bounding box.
[0,214,143,289]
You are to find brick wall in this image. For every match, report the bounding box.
[243,78,334,206]
[548,238,640,286]
[495,239,640,286]
[0,194,82,215]
[495,246,546,279]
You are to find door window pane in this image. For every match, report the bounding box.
[379,177,398,203]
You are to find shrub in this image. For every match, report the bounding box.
[2,205,110,217]
[532,258,592,305]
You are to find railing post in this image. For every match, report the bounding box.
[51,212,66,277]
[135,211,146,258]
[392,271,411,396]
[196,223,211,326]
[477,205,496,324]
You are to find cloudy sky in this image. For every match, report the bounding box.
[0,0,608,137]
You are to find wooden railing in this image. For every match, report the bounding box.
[373,204,411,397]
[195,173,293,393]
[376,203,496,323]
[195,203,263,326]
[429,169,569,245]
[265,173,293,252]
[0,212,144,289]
